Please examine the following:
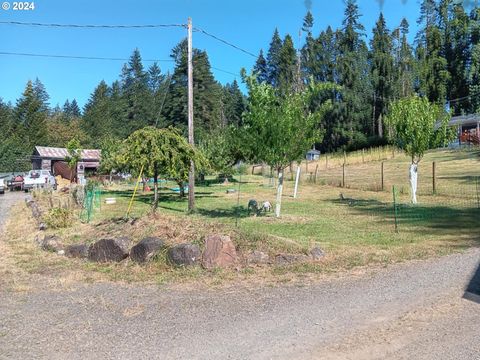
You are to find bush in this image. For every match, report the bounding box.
[44,207,74,229]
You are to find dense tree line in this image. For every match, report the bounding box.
[0,44,245,172]
[0,0,479,172]
[255,0,480,151]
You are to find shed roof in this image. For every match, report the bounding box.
[34,146,101,161]
[307,149,321,155]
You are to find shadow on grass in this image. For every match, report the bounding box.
[331,196,480,243]
[196,206,250,219]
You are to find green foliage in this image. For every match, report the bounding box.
[242,74,331,171]
[385,96,453,163]
[120,127,208,204]
[44,207,74,229]
[65,138,82,175]
[200,127,242,177]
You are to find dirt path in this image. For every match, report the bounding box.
[0,193,479,360]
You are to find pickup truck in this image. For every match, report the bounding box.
[23,170,57,192]
[0,178,5,194]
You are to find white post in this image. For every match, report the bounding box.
[409,163,418,204]
[293,165,301,199]
[275,169,284,218]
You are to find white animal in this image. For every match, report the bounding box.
[262,201,272,212]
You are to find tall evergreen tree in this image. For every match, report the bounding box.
[82,80,115,146]
[337,0,372,144]
[253,50,268,84]
[121,48,152,133]
[163,39,222,140]
[370,12,394,137]
[277,34,298,95]
[266,28,283,87]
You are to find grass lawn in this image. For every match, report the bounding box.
[3,147,479,288]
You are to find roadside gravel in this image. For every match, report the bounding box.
[0,191,479,360]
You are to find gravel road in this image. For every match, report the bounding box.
[0,192,479,360]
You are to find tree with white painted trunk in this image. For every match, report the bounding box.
[242,74,333,217]
[386,96,453,204]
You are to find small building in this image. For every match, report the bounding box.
[32,146,101,180]
[306,148,321,161]
[448,114,480,145]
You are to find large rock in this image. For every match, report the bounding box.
[88,237,131,262]
[202,234,238,269]
[130,237,165,263]
[275,253,310,266]
[310,246,325,261]
[246,250,270,265]
[65,244,89,259]
[40,235,63,252]
[167,243,201,266]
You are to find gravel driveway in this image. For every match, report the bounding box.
[0,192,479,360]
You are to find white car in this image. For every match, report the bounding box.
[0,178,5,194]
[23,170,57,192]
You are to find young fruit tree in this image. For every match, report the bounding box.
[120,127,206,210]
[385,96,453,203]
[65,138,82,183]
[242,75,332,217]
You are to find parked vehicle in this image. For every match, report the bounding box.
[7,174,24,191]
[23,170,57,192]
[0,178,5,194]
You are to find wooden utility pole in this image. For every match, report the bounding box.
[187,17,195,212]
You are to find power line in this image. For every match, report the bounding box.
[0,51,174,62]
[0,21,186,29]
[193,27,257,58]
[0,50,241,78]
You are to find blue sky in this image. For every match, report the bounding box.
[0,0,421,109]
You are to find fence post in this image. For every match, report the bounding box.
[381,161,384,191]
[325,154,328,169]
[342,163,345,188]
[393,185,398,233]
[306,159,309,173]
[362,148,365,163]
[314,164,319,184]
[432,161,436,195]
[476,177,480,209]
[343,151,347,165]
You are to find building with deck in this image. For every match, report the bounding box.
[449,114,480,145]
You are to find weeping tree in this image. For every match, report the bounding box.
[120,127,206,210]
[242,74,332,217]
[385,96,453,204]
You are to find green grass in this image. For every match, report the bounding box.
[89,148,479,267]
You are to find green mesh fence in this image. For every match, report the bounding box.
[80,187,102,223]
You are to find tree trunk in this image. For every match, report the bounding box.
[177,180,185,198]
[409,162,418,204]
[153,167,159,211]
[378,113,383,138]
[275,168,284,218]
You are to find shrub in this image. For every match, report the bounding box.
[44,207,74,229]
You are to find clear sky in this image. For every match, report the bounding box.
[0,0,421,109]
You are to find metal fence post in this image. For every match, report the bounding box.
[393,185,398,233]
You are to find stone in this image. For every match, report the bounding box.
[65,244,89,259]
[246,250,270,265]
[310,246,325,261]
[88,237,131,262]
[130,237,165,263]
[167,243,201,266]
[202,234,238,269]
[40,235,63,252]
[57,250,65,256]
[275,253,309,266]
